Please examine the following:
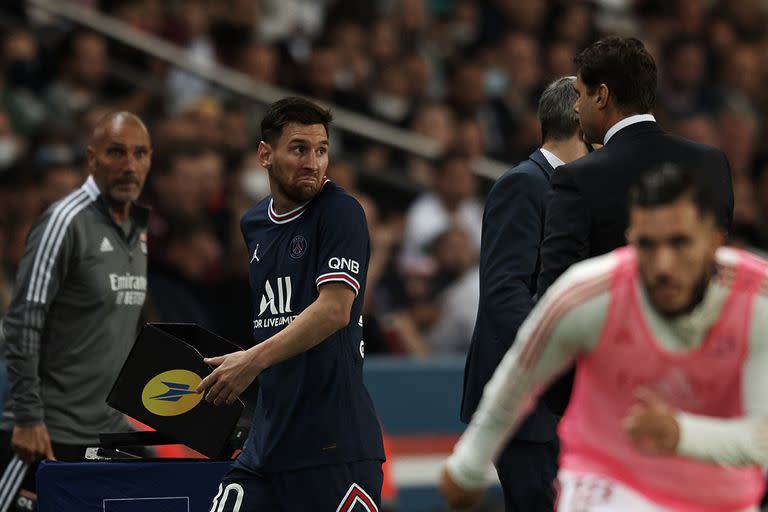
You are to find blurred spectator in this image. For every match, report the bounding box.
[425,227,479,355]
[499,32,541,108]
[367,64,413,125]
[478,0,548,45]
[258,0,329,43]
[401,151,481,273]
[146,148,206,251]
[720,43,761,102]
[0,29,46,133]
[369,19,401,67]
[0,110,24,170]
[237,42,279,85]
[657,36,712,119]
[670,113,719,147]
[456,117,486,161]
[717,100,760,179]
[44,30,108,130]
[148,218,222,330]
[552,1,594,46]
[165,0,216,112]
[543,39,578,82]
[37,163,85,207]
[446,60,515,160]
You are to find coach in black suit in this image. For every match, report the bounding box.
[460,77,588,511]
[536,37,734,414]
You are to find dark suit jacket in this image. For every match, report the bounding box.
[536,120,734,414]
[461,150,562,442]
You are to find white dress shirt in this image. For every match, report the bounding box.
[539,148,566,169]
[603,114,656,144]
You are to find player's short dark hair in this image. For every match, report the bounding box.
[574,36,657,115]
[538,76,580,142]
[629,163,717,221]
[260,97,333,146]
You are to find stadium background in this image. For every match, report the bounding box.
[0,0,767,510]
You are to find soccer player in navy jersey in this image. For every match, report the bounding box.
[197,97,384,511]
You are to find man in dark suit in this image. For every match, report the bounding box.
[536,37,734,416]
[461,77,588,511]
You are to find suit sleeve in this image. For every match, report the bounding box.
[481,171,548,350]
[712,149,734,233]
[2,209,75,426]
[446,265,610,489]
[315,194,370,297]
[536,169,591,297]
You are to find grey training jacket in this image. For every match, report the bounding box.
[2,176,148,445]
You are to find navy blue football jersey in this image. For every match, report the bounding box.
[235,180,384,472]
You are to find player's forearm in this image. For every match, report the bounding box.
[676,413,768,466]
[250,296,348,370]
[446,342,547,489]
[446,278,603,489]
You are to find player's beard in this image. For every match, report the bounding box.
[647,269,710,318]
[274,174,320,205]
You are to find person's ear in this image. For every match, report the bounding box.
[595,83,610,110]
[257,141,272,170]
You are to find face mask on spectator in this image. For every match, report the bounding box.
[370,93,409,122]
[484,68,508,98]
[0,137,20,167]
[34,144,75,167]
[241,167,271,201]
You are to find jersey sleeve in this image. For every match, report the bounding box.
[445,256,613,489]
[676,291,768,466]
[2,207,77,425]
[314,193,370,297]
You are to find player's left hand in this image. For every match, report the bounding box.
[196,349,262,406]
[623,387,680,455]
[439,466,484,509]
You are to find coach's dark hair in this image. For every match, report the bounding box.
[538,76,580,142]
[574,36,657,115]
[629,163,717,221]
[260,97,333,146]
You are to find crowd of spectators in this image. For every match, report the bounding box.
[1,0,767,357]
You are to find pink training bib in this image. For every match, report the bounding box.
[559,247,766,512]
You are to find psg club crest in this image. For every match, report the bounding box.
[290,235,308,259]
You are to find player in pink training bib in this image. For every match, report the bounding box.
[441,163,767,511]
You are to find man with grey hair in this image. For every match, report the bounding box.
[460,76,589,511]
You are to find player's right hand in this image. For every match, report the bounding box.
[11,424,56,464]
[440,465,484,509]
[196,349,263,406]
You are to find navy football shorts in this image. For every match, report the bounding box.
[208,459,382,511]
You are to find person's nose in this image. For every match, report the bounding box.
[304,150,320,171]
[654,247,676,275]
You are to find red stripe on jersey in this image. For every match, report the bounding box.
[268,200,308,223]
[316,272,360,293]
[336,483,378,512]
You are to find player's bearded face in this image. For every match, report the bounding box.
[629,198,724,317]
[264,123,329,205]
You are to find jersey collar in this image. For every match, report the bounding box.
[268,177,330,224]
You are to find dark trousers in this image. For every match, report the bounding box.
[494,436,559,512]
[0,429,92,511]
